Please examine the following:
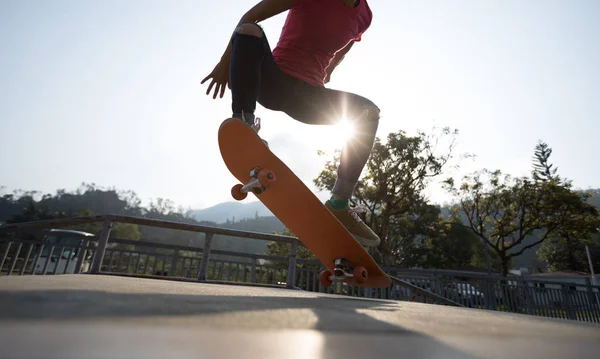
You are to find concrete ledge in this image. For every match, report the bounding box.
[1,275,599,358]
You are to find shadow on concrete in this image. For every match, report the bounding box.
[1,289,409,331]
[0,287,482,358]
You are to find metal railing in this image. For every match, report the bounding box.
[1,214,599,323]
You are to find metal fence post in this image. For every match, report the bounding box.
[584,278,600,316]
[73,239,90,274]
[170,249,179,277]
[197,233,214,281]
[89,219,112,274]
[485,277,496,310]
[287,240,297,289]
[250,258,257,283]
[562,284,576,320]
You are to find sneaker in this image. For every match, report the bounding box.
[232,115,269,147]
[251,117,269,147]
[324,200,381,247]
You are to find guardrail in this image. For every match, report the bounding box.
[0,214,458,304]
[0,214,299,280]
[2,214,600,322]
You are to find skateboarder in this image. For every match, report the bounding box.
[201,0,381,247]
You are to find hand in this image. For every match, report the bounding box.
[201,60,230,99]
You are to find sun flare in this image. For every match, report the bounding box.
[336,116,356,144]
[297,115,357,153]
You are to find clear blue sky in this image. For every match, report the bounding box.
[1,0,598,210]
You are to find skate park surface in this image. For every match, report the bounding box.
[0,274,599,359]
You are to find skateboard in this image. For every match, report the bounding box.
[218,118,392,288]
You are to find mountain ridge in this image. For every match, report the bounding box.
[187,200,273,224]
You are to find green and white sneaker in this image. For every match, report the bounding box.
[324,200,381,247]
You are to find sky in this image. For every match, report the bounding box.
[1,0,599,211]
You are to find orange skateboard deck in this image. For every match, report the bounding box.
[218,118,392,288]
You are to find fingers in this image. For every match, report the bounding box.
[219,82,226,98]
[206,80,215,96]
[204,79,227,99]
[201,73,228,99]
[212,83,223,99]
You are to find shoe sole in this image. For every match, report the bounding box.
[352,234,380,247]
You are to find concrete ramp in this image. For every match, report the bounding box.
[0,275,598,358]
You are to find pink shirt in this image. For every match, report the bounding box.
[272,0,373,87]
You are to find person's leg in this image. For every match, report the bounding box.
[229,22,268,127]
[279,82,382,246]
[330,101,380,203]
[283,83,380,199]
[228,22,294,139]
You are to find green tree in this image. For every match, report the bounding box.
[266,228,318,268]
[531,141,600,274]
[444,142,600,276]
[0,184,205,251]
[531,140,560,183]
[314,127,469,265]
[419,219,485,270]
[58,209,141,252]
[383,202,443,267]
[585,188,600,209]
[469,241,506,273]
[533,185,600,273]
[5,201,67,224]
[537,233,600,273]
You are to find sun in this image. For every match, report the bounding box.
[300,115,356,153]
[336,116,356,144]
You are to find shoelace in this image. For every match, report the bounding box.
[348,204,367,223]
[251,117,261,132]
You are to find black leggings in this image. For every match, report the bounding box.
[229,24,380,199]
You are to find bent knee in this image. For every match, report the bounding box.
[235,22,264,37]
[363,105,380,122]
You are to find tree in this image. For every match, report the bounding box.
[266,228,318,268]
[535,188,600,273]
[382,202,447,267]
[531,141,600,273]
[537,232,600,273]
[585,188,600,209]
[65,209,140,239]
[6,201,67,224]
[444,169,600,276]
[532,140,560,183]
[419,219,487,270]
[58,209,141,252]
[314,126,470,265]
[0,184,206,251]
[444,142,600,276]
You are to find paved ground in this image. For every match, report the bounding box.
[0,274,599,358]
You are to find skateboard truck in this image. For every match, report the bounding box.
[231,167,276,200]
[319,257,368,287]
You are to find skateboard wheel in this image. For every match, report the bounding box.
[257,169,276,187]
[231,184,247,201]
[353,266,368,283]
[319,270,333,287]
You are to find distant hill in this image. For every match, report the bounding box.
[218,215,285,234]
[207,215,287,262]
[187,201,273,224]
